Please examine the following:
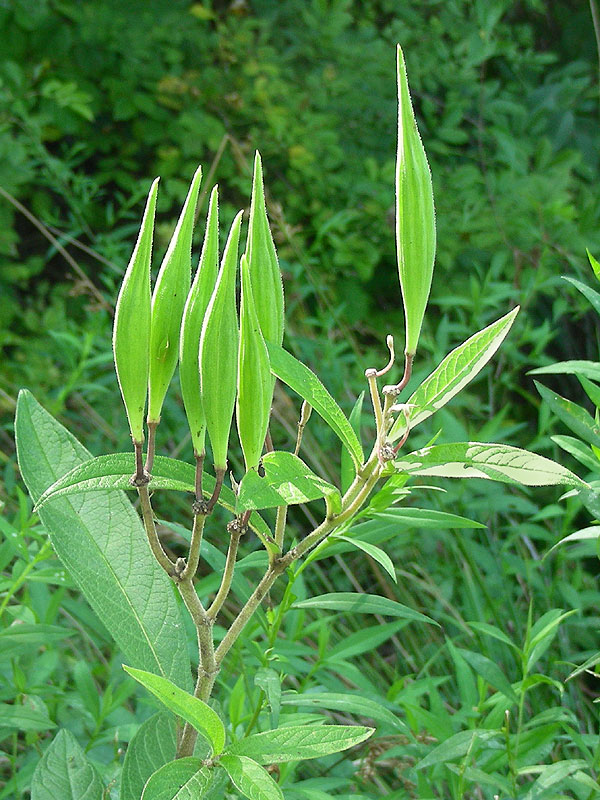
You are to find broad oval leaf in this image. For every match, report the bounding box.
[31,729,104,800]
[392,442,586,488]
[226,723,373,763]
[120,712,177,800]
[236,451,341,513]
[34,452,271,542]
[219,755,283,800]
[123,666,226,756]
[292,592,437,626]
[15,391,191,691]
[389,308,519,442]
[141,758,213,800]
[266,342,363,470]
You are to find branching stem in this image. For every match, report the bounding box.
[208,523,243,621]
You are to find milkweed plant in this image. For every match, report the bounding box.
[15,47,587,799]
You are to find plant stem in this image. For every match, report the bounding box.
[137,486,175,576]
[194,452,204,502]
[179,512,206,582]
[207,523,243,621]
[206,467,225,512]
[144,420,158,473]
[274,505,287,551]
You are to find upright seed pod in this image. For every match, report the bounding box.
[237,254,272,472]
[147,165,203,424]
[395,44,436,358]
[113,177,159,444]
[245,151,285,346]
[199,210,243,472]
[179,186,220,457]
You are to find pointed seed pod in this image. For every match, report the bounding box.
[179,185,220,457]
[237,253,272,471]
[199,210,243,471]
[395,44,436,357]
[245,151,285,346]
[147,165,203,423]
[113,177,159,443]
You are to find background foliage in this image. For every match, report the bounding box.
[1,0,600,797]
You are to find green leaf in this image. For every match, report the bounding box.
[457,648,518,703]
[588,248,600,282]
[0,703,55,735]
[366,507,485,529]
[524,759,588,794]
[529,360,600,382]
[546,525,600,557]
[141,758,213,800]
[123,666,226,755]
[227,724,373,763]
[416,729,500,770]
[466,621,519,651]
[30,729,104,800]
[219,754,283,800]
[254,667,281,729]
[0,624,74,657]
[328,620,407,661]
[341,392,364,493]
[563,275,600,316]
[15,391,191,690]
[336,535,397,583]
[389,308,519,442]
[34,452,271,542]
[266,342,363,470]
[292,592,438,626]
[236,451,341,513]
[281,691,409,733]
[120,712,177,800]
[535,381,600,448]
[392,441,585,488]
[551,435,600,471]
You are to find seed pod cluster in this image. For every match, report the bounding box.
[395,44,436,358]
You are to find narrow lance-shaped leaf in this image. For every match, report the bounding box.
[199,210,243,471]
[389,307,519,442]
[148,165,202,423]
[245,151,284,346]
[113,178,159,443]
[396,44,436,357]
[179,184,219,456]
[237,253,272,471]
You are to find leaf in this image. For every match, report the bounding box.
[563,275,600,316]
[141,758,214,800]
[392,441,586,488]
[123,666,226,755]
[416,729,500,770]
[292,592,438,626]
[535,381,600,448]
[281,691,409,733]
[551,435,600,471]
[341,392,364,493]
[15,391,191,690]
[389,308,519,442]
[457,648,518,703]
[266,342,363,470]
[525,759,588,793]
[529,360,600,382]
[327,621,407,661]
[546,525,600,557]
[366,507,485,529]
[120,712,177,800]
[227,724,373,763]
[336,535,397,583]
[254,667,281,729]
[34,452,271,541]
[30,729,104,800]
[0,703,55,735]
[219,755,283,800]
[0,624,74,657]
[236,451,341,513]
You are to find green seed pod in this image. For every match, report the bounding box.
[237,253,272,471]
[113,177,159,443]
[395,44,436,357]
[179,185,220,457]
[199,210,243,471]
[147,165,203,423]
[245,151,285,346]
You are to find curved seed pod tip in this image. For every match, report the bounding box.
[180,185,220,456]
[396,44,436,357]
[245,151,285,346]
[147,164,203,424]
[237,253,272,472]
[199,210,244,472]
[113,177,159,443]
